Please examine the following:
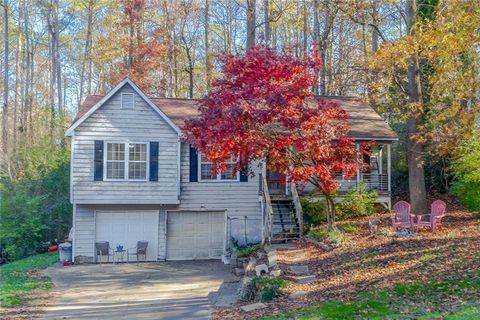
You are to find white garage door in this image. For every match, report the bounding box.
[166,211,225,260]
[95,210,159,261]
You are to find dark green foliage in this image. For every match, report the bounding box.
[418,0,440,21]
[301,198,326,226]
[251,277,288,302]
[237,244,261,258]
[337,223,359,233]
[388,121,452,196]
[0,121,71,261]
[336,184,377,219]
[451,133,480,211]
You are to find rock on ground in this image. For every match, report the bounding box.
[240,303,267,312]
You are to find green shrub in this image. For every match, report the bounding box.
[237,244,261,258]
[308,227,346,245]
[337,183,378,219]
[301,198,327,226]
[251,277,288,302]
[337,223,359,233]
[451,134,480,211]
[0,123,72,261]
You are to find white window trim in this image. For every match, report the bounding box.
[121,93,135,109]
[198,153,240,182]
[103,141,150,182]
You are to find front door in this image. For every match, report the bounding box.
[267,170,286,195]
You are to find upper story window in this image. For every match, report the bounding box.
[105,142,147,180]
[128,143,147,179]
[199,153,239,182]
[121,93,135,109]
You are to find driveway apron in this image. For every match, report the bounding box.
[42,261,234,320]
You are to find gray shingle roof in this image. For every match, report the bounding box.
[73,95,397,141]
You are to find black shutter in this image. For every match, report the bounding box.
[149,142,159,181]
[94,140,104,181]
[189,146,198,182]
[240,168,248,182]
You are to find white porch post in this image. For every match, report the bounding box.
[356,143,361,189]
[387,144,392,193]
[378,146,383,173]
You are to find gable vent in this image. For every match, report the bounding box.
[121,93,135,109]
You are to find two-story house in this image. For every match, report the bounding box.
[66,78,396,263]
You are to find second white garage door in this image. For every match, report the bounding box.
[166,211,225,260]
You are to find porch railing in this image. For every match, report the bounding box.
[290,183,304,238]
[361,173,389,192]
[334,173,389,193]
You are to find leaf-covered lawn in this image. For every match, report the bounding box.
[213,197,480,319]
[261,274,480,319]
[0,252,57,307]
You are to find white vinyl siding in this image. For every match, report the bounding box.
[71,83,179,204]
[73,205,95,262]
[181,144,263,246]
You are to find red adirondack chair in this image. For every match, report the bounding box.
[391,201,414,231]
[415,200,447,232]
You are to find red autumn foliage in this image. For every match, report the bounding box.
[184,45,367,228]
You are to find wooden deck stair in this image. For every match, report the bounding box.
[271,198,301,243]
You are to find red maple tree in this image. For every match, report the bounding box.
[184,45,366,229]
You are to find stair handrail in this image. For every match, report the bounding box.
[290,182,304,238]
[262,174,274,244]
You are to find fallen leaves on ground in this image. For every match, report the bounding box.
[212,195,480,319]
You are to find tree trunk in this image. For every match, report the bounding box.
[406,0,428,214]
[79,0,94,109]
[13,0,24,150]
[204,0,211,92]
[319,41,326,95]
[2,0,9,156]
[182,36,194,99]
[264,0,270,46]
[21,0,28,134]
[51,0,62,115]
[367,3,379,109]
[302,0,307,55]
[47,1,56,127]
[325,194,336,230]
[312,0,319,94]
[246,0,256,50]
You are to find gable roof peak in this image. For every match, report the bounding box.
[65,78,181,137]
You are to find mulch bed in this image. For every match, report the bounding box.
[212,195,480,319]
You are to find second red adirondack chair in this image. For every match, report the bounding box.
[415,200,447,232]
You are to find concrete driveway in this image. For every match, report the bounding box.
[42,261,237,320]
